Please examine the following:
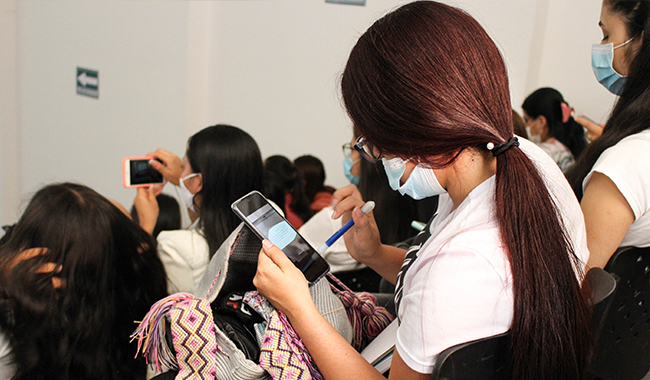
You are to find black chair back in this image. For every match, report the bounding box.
[584,267,618,342]
[590,246,650,380]
[430,332,510,380]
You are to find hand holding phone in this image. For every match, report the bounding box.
[123,156,164,188]
[232,191,330,284]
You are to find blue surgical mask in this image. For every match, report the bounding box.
[343,155,360,185]
[591,37,634,95]
[381,157,446,200]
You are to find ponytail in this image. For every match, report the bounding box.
[495,145,592,379]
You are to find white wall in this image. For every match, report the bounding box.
[9,1,189,224]
[0,0,612,226]
[202,0,538,190]
[0,0,19,225]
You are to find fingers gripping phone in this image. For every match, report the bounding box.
[122,156,164,188]
[232,191,330,284]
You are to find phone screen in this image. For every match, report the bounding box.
[129,159,163,185]
[232,191,330,283]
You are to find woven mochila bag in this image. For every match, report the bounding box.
[132,223,393,380]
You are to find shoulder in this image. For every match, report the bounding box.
[157,228,208,256]
[597,129,650,166]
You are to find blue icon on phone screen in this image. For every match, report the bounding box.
[268,221,296,250]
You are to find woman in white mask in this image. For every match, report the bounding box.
[521,87,588,173]
[136,124,264,293]
[253,2,592,379]
[567,0,650,270]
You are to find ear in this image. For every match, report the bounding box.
[538,115,548,130]
[194,173,203,194]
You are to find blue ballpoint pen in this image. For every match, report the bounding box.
[317,201,375,254]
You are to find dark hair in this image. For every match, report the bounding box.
[131,194,182,238]
[263,155,313,224]
[341,2,591,378]
[522,87,587,159]
[511,109,527,139]
[0,183,168,380]
[187,124,264,257]
[567,0,650,199]
[293,155,330,203]
[357,159,436,245]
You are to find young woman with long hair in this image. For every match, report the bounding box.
[140,124,264,293]
[522,87,588,172]
[254,2,592,379]
[0,183,168,380]
[566,0,650,269]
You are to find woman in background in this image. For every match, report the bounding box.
[0,183,167,380]
[567,0,650,269]
[522,87,588,172]
[293,154,335,213]
[263,155,313,229]
[140,124,264,293]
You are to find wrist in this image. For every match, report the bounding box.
[284,298,320,325]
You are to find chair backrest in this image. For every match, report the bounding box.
[583,267,618,343]
[430,332,510,380]
[589,246,650,380]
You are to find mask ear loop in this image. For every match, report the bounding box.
[614,35,637,50]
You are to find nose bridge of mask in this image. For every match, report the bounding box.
[592,43,615,68]
[382,157,408,190]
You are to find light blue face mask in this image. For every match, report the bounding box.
[343,155,360,185]
[591,37,634,95]
[381,157,446,200]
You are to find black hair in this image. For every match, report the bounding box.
[131,193,182,238]
[522,87,587,159]
[187,124,264,257]
[263,155,313,224]
[0,183,168,380]
[567,1,650,198]
[293,155,330,204]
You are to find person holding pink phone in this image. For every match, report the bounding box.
[567,1,650,270]
[134,124,265,294]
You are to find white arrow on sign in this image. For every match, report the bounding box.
[78,72,98,87]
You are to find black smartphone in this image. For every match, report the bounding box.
[231,190,330,284]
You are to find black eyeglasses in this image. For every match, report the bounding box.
[354,135,382,163]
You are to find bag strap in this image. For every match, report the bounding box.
[326,274,394,351]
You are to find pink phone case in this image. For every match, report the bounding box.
[122,156,158,188]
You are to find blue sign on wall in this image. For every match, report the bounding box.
[77,67,99,99]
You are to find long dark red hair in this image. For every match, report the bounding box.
[341,2,591,378]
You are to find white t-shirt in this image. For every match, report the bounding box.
[157,219,209,294]
[584,129,650,248]
[298,206,366,273]
[395,138,589,374]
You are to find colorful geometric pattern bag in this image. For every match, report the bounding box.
[132,223,359,380]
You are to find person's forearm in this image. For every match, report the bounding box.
[286,302,386,380]
[362,244,407,285]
